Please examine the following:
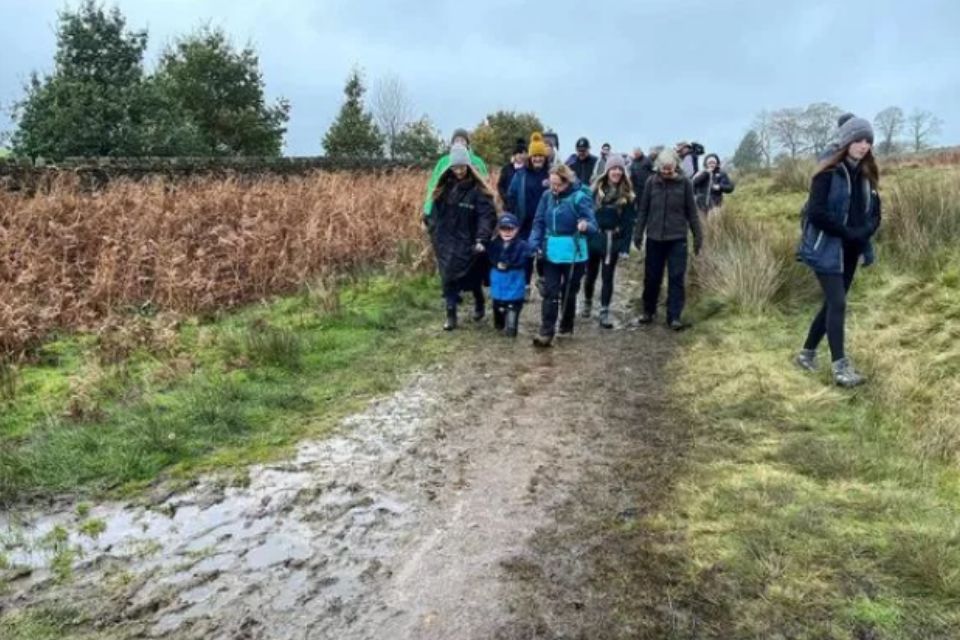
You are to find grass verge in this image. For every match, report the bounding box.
[0,272,451,503]
[649,168,960,638]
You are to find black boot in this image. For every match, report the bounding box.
[443,306,457,331]
[473,299,485,322]
[493,305,506,331]
[505,308,519,337]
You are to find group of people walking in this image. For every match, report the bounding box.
[422,114,880,387]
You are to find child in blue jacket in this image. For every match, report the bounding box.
[488,213,533,337]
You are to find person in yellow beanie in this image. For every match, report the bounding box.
[506,132,552,293]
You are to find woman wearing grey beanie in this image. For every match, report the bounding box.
[795,116,881,387]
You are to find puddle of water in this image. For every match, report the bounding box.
[1,374,442,638]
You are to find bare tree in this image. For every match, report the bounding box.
[752,110,774,168]
[874,106,905,155]
[372,73,414,159]
[802,102,843,156]
[907,109,943,153]
[770,107,807,159]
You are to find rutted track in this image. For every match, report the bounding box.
[1,269,690,639]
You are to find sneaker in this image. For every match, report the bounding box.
[637,312,654,325]
[668,319,688,332]
[832,357,866,388]
[532,334,553,348]
[581,300,593,319]
[598,307,613,329]
[794,349,818,372]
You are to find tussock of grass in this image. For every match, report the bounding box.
[0,274,449,503]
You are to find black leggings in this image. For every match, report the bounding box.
[804,248,860,361]
[583,250,620,307]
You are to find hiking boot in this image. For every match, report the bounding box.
[504,309,519,338]
[557,324,573,337]
[637,312,654,325]
[473,302,485,322]
[581,299,593,319]
[532,333,553,348]
[443,306,457,331]
[668,319,689,332]
[794,348,818,372]
[598,307,613,329]
[832,357,866,388]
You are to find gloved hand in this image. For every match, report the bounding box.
[473,242,486,254]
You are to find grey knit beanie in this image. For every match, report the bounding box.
[837,116,874,149]
[449,143,470,167]
[604,153,626,172]
[451,128,471,146]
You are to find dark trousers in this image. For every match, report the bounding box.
[642,238,688,323]
[540,260,585,336]
[804,248,860,361]
[442,270,485,310]
[493,300,524,329]
[584,250,621,307]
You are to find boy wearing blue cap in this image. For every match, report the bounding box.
[488,213,532,337]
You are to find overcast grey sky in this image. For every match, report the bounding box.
[2,0,958,158]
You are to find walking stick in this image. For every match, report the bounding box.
[560,231,583,326]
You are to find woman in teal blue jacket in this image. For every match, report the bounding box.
[527,164,598,347]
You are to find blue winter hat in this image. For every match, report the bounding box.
[498,213,520,229]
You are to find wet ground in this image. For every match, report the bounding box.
[1,269,692,639]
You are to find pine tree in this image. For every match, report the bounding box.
[732,130,763,171]
[392,116,444,162]
[322,69,384,159]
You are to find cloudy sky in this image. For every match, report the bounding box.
[2,0,957,158]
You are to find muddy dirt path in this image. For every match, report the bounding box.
[1,269,690,639]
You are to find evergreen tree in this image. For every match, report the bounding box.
[155,28,289,156]
[392,117,444,162]
[732,130,763,171]
[322,69,384,159]
[12,1,150,159]
[470,111,545,167]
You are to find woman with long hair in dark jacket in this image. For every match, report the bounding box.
[426,144,498,331]
[795,116,881,387]
[692,153,735,214]
[583,153,636,328]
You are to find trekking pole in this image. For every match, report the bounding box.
[605,229,613,266]
[560,231,582,325]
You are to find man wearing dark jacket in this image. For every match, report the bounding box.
[566,137,598,185]
[498,138,527,205]
[629,148,654,201]
[633,148,703,330]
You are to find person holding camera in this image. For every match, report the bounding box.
[692,154,735,214]
[676,141,704,178]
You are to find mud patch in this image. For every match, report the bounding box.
[2,268,695,639]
